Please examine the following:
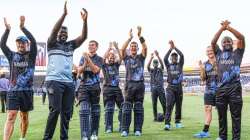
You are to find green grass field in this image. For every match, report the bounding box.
[0,94,249,140]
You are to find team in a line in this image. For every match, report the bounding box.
[0,1,245,140]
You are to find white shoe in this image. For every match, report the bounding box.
[91,135,98,140]
[19,138,26,140]
[82,137,88,140]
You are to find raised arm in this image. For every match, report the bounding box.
[47,1,67,47]
[211,21,228,53]
[0,18,12,60]
[226,23,245,49]
[120,29,133,59]
[137,26,147,58]
[20,16,37,59]
[73,8,88,48]
[164,48,173,67]
[103,42,113,63]
[147,53,154,72]
[113,41,122,64]
[155,50,164,70]
[174,47,184,67]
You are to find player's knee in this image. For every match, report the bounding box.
[205,105,212,112]
[91,104,100,115]
[134,101,144,113]
[79,101,90,115]
[122,102,132,114]
[105,101,115,113]
[7,112,17,124]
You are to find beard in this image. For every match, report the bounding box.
[223,44,233,52]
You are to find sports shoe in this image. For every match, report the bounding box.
[215,137,223,140]
[91,134,98,140]
[164,124,171,130]
[193,131,210,138]
[105,129,112,133]
[82,137,88,140]
[134,131,142,136]
[121,131,128,137]
[19,138,26,140]
[175,123,184,128]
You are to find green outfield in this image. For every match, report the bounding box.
[0,94,249,140]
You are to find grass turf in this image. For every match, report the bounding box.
[0,94,249,140]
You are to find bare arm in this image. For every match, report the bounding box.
[147,53,154,72]
[164,48,173,67]
[103,43,112,63]
[199,60,206,81]
[211,21,229,52]
[137,26,147,57]
[227,25,245,49]
[121,29,133,59]
[174,47,184,67]
[113,41,122,64]
[84,53,101,74]
[155,50,164,70]
[47,1,67,47]
[73,8,88,48]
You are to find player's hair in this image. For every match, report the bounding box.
[89,40,99,47]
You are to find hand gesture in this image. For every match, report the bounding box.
[169,40,175,48]
[4,18,11,30]
[198,60,204,69]
[151,53,154,59]
[221,20,230,30]
[20,16,25,28]
[113,41,119,50]
[154,50,159,56]
[137,26,142,37]
[129,29,133,40]
[81,8,88,21]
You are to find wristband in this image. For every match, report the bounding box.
[139,36,145,44]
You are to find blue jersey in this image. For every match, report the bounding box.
[102,63,120,87]
[214,46,244,87]
[164,48,184,85]
[0,28,37,91]
[203,61,218,94]
[79,54,103,86]
[148,67,164,88]
[124,54,145,82]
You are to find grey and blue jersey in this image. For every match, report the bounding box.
[0,28,37,91]
[79,54,103,86]
[214,45,244,87]
[148,67,164,88]
[204,61,218,94]
[102,63,120,87]
[164,48,184,85]
[45,40,77,82]
[124,54,145,82]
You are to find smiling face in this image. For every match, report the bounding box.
[16,41,28,53]
[57,26,68,42]
[153,59,159,68]
[222,36,233,52]
[206,46,215,59]
[129,41,138,56]
[108,52,115,64]
[88,40,98,54]
[171,53,178,64]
